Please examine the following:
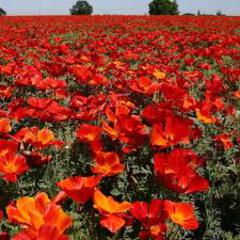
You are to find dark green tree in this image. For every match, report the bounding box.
[0,8,6,16]
[216,10,225,16]
[70,1,93,15]
[149,0,179,15]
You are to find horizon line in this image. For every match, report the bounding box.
[2,13,240,17]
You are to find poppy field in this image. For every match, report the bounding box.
[0,15,240,240]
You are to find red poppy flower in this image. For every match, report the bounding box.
[27,97,53,110]
[36,77,66,90]
[76,124,102,143]
[0,85,14,98]
[130,200,166,240]
[215,133,233,150]
[130,76,160,95]
[195,97,218,124]
[57,175,102,204]
[14,65,42,87]
[0,140,19,157]
[70,65,93,84]
[154,149,209,194]
[151,115,198,148]
[0,232,9,240]
[27,97,72,122]
[103,114,147,152]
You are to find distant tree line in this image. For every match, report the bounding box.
[1,1,227,17]
[182,10,226,16]
[69,0,180,16]
[69,0,227,16]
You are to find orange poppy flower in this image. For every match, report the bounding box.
[93,189,132,233]
[102,121,119,140]
[91,151,125,177]
[16,127,36,143]
[37,128,55,145]
[153,69,166,80]
[164,200,199,230]
[15,127,63,149]
[196,109,217,124]
[105,107,117,122]
[115,101,135,116]
[57,175,102,204]
[99,214,126,233]
[7,192,72,240]
[93,189,131,214]
[0,118,12,133]
[0,153,29,183]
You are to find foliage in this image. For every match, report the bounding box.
[0,8,6,16]
[70,0,93,15]
[149,0,179,15]
[216,10,226,16]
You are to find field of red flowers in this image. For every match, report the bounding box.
[0,15,240,240]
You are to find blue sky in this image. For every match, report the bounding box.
[0,0,239,16]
